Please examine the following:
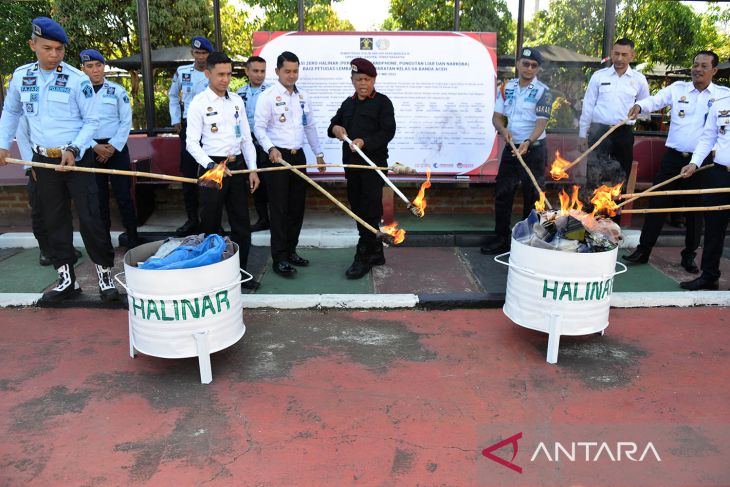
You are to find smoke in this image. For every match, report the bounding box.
[579,152,625,212]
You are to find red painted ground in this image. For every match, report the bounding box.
[0,307,728,486]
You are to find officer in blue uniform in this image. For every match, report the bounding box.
[80,49,141,249]
[169,36,212,236]
[0,17,119,302]
[481,47,553,255]
[237,55,271,232]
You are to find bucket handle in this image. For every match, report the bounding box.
[494,252,629,281]
[114,268,253,300]
[493,252,536,276]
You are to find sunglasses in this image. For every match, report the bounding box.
[520,60,539,69]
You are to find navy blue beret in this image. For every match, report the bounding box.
[519,47,543,65]
[351,57,377,77]
[191,36,213,53]
[80,49,105,64]
[32,17,68,45]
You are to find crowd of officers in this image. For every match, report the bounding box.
[483,41,730,292]
[0,17,396,303]
[0,18,729,302]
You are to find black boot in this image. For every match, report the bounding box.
[176,217,198,236]
[622,248,650,265]
[680,252,699,274]
[368,241,385,266]
[346,244,371,279]
[480,235,510,255]
[121,227,146,250]
[40,264,82,302]
[96,264,120,302]
[39,251,52,266]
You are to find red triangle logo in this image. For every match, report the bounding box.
[482,432,523,473]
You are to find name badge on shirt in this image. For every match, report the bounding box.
[235,124,241,138]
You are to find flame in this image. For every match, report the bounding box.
[556,185,585,216]
[570,185,583,213]
[590,183,623,217]
[197,161,227,190]
[534,192,547,212]
[380,221,406,245]
[550,150,571,181]
[411,168,432,215]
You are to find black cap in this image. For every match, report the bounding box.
[519,47,543,65]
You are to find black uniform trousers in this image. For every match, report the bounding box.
[587,122,634,180]
[346,167,385,245]
[699,164,730,281]
[636,148,705,257]
[179,120,199,220]
[263,148,307,263]
[32,151,115,269]
[252,136,269,221]
[494,143,547,236]
[198,155,252,270]
[25,168,50,255]
[93,140,137,233]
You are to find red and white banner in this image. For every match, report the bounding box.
[253,31,498,176]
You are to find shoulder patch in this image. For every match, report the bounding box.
[82,84,93,98]
[123,95,130,103]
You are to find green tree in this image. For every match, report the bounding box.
[383,0,513,55]
[251,0,354,31]
[524,0,604,57]
[0,0,52,75]
[526,0,730,68]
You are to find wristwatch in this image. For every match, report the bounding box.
[316,153,325,158]
[62,145,80,158]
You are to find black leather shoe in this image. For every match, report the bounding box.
[273,261,297,277]
[680,276,719,291]
[345,260,371,279]
[176,219,198,236]
[288,253,309,266]
[250,219,270,232]
[622,248,650,265]
[480,236,510,255]
[242,279,261,290]
[39,252,52,266]
[680,255,700,274]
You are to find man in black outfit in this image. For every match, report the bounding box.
[329,57,396,279]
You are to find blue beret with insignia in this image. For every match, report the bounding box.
[519,47,543,65]
[80,49,105,64]
[32,17,68,45]
[191,36,214,53]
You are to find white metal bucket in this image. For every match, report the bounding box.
[495,237,627,363]
[115,240,250,383]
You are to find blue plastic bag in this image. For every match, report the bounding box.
[139,234,227,270]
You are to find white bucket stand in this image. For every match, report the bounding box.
[116,268,251,384]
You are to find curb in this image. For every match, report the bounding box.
[1,291,728,310]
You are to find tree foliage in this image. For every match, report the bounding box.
[250,0,354,31]
[525,0,730,68]
[0,0,53,75]
[383,0,513,55]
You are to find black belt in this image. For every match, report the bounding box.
[275,147,302,155]
[668,147,692,158]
